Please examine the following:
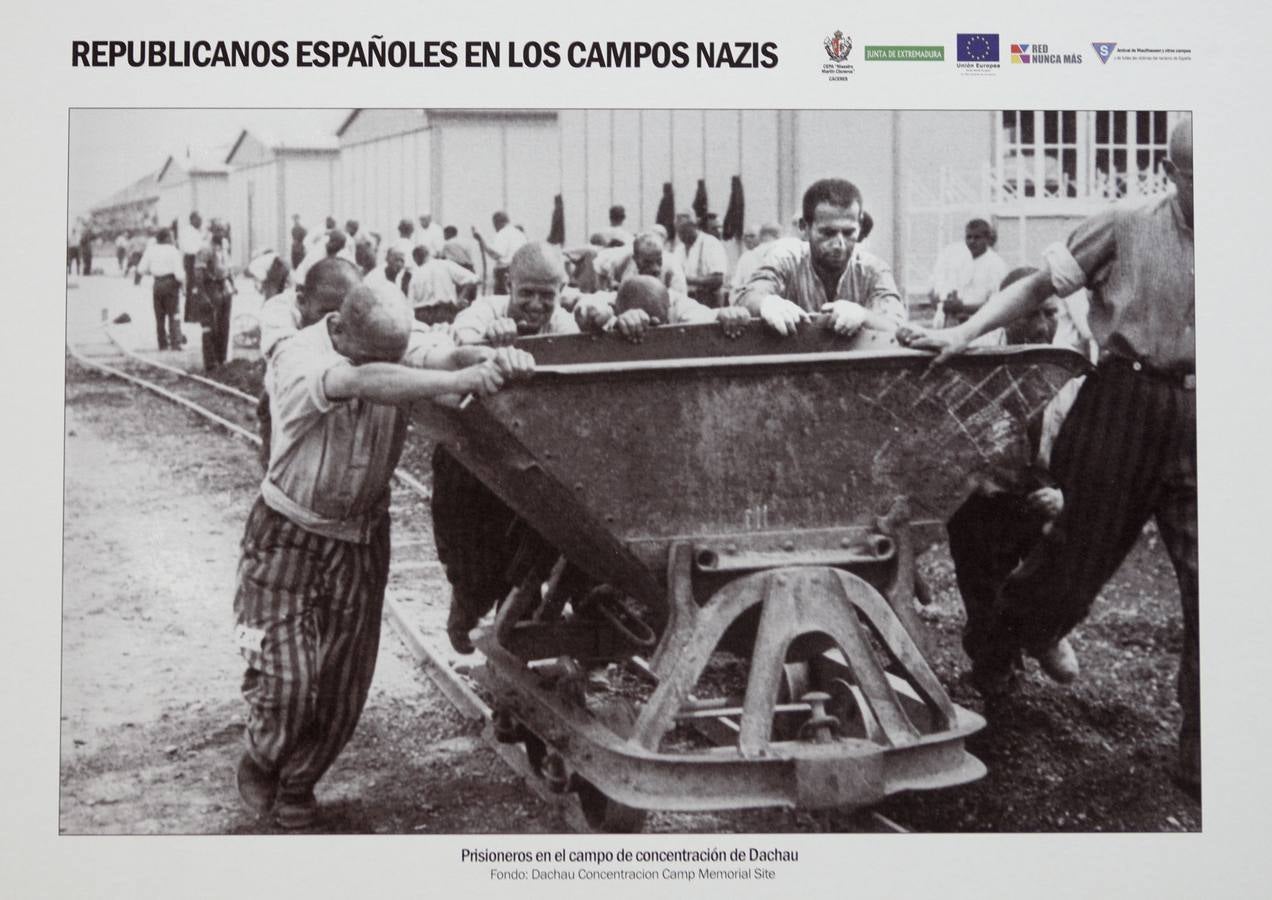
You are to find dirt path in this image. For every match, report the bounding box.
[60,365,560,834]
[61,358,1200,834]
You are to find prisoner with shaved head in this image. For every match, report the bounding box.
[452,241,580,345]
[367,245,408,297]
[673,210,728,306]
[899,116,1200,795]
[233,281,533,828]
[596,231,690,296]
[256,256,365,468]
[574,273,751,343]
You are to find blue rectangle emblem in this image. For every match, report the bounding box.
[956,34,1000,62]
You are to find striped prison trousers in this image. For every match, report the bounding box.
[979,359,1198,776]
[233,497,390,797]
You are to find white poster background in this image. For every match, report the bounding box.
[5,0,1272,897]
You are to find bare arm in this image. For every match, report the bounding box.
[736,276,776,317]
[452,298,499,345]
[899,271,1055,362]
[323,361,500,405]
[957,271,1055,339]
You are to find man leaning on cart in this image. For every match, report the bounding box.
[898,116,1199,796]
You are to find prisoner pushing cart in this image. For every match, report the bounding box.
[413,318,1087,831]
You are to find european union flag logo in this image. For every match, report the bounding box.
[957,33,1000,62]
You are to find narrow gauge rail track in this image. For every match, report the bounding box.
[66,333,910,835]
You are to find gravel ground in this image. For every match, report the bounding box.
[61,362,562,835]
[62,353,1199,833]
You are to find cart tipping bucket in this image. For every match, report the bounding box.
[412,320,1088,829]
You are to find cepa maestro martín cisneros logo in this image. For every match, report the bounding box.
[824,30,853,62]
[821,29,854,79]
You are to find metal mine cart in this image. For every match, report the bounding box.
[412,319,1088,831]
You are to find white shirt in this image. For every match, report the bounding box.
[178,225,205,256]
[603,226,634,247]
[366,265,407,297]
[1051,290,1096,360]
[138,243,185,280]
[408,258,480,308]
[418,222,445,258]
[486,224,527,267]
[293,243,329,285]
[597,249,690,295]
[259,289,303,359]
[680,232,728,279]
[391,236,416,263]
[930,243,1008,310]
[245,250,280,282]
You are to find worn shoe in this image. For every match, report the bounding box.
[274,790,320,829]
[236,753,278,817]
[446,601,477,655]
[1034,638,1080,684]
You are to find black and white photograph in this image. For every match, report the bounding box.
[62,106,1199,836]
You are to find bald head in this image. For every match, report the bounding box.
[299,257,361,326]
[615,275,671,324]
[508,242,566,333]
[329,285,413,364]
[632,232,665,276]
[1164,116,1194,226]
[509,241,567,287]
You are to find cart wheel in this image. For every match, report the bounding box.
[773,661,811,741]
[574,778,648,833]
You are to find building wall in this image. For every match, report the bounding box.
[278,153,339,257]
[792,110,897,271]
[226,159,279,268]
[895,110,996,295]
[156,179,189,232]
[212,109,1081,297]
[434,113,559,240]
[338,109,430,145]
[226,132,272,167]
[337,128,430,236]
[559,109,784,253]
[189,173,232,227]
[995,214,1085,272]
